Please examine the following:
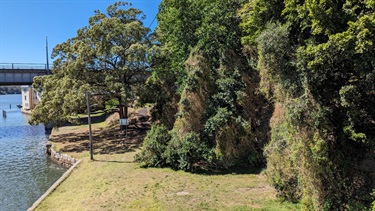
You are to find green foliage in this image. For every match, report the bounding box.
[142,0,374,208]
[204,108,232,139]
[30,1,153,127]
[305,0,350,36]
[135,125,211,171]
[165,132,211,171]
[135,124,171,167]
[138,0,271,172]
[30,75,89,126]
[211,69,246,111]
[256,22,301,100]
[240,0,375,209]
[137,0,199,127]
[239,0,285,45]
[264,103,302,203]
[104,98,119,112]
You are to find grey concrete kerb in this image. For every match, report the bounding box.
[27,159,82,211]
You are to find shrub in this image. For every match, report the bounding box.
[135,124,171,167]
[165,132,212,171]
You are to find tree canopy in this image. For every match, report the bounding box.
[240,0,375,209]
[30,1,153,127]
[137,0,271,171]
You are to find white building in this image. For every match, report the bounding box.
[21,85,41,111]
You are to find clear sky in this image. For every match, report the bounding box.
[0,0,161,64]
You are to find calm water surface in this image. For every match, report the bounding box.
[0,94,66,210]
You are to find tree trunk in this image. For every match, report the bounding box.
[118,103,128,130]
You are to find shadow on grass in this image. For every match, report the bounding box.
[52,119,263,175]
[93,159,136,164]
[192,166,263,176]
[51,124,149,156]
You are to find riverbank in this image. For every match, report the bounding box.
[0,94,66,210]
[34,112,300,210]
[20,108,32,115]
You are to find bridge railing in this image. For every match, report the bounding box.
[0,63,52,70]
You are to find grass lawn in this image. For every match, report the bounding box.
[36,112,300,210]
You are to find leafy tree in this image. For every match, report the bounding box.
[30,1,153,128]
[239,0,284,45]
[137,0,203,128]
[240,0,375,209]
[137,0,271,171]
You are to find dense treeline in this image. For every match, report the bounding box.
[136,0,271,171]
[30,1,374,210]
[0,86,21,95]
[137,0,375,210]
[239,0,375,209]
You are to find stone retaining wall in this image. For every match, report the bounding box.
[46,144,78,168]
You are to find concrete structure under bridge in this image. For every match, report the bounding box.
[0,63,51,85]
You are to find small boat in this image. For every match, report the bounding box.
[17,104,22,108]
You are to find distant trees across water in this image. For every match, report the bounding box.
[0,86,21,95]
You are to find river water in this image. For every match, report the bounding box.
[0,94,66,210]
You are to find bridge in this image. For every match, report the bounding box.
[0,63,51,85]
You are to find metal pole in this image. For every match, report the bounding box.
[46,37,50,74]
[126,123,128,139]
[86,91,93,160]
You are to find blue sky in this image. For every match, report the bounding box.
[0,0,161,64]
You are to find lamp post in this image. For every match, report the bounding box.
[86,91,94,160]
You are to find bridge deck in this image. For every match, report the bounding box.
[0,63,51,85]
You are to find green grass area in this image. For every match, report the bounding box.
[36,152,300,210]
[38,115,301,210]
[75,109,106,118]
